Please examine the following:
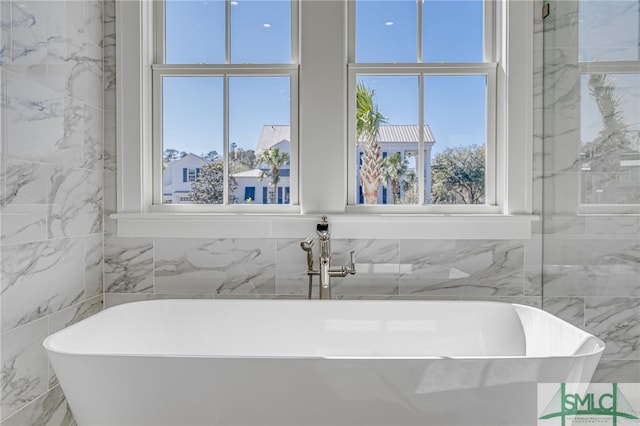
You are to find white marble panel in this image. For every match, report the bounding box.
[0,385,75,426]
[2,159,51,205]
[83,0,103,48]
[103,110,116,173]
[542,297,585,329]
[103,0,116,111]
[83,103,103,171]
[0,318,49,421]
[585,216,640,237]
[155,238,276,295]
[585,297,640,360]
[543,109,581,173]
[47,167,102,238]
[331,239,400,296]
[524,235,542,296]
[592,360,640,383]
[51,29,102,109]
[542,0,579,49]
[9,1,49,65]
[275,238,310,295]
[1,238,85,332]
[542,213,586,236]
[542,49,580,112]
[544,263,640,297]
[399,240,525,297]
[0,204,47,245]
[104,231,154,293]
[84,234,103,299]
[0,0,11,66]
[5,76,68,164]
[542,173,583,216]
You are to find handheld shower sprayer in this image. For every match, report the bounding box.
[300,238,314,270]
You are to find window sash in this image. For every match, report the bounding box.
[347,63,498,211]
[345,0,498,212]
[151,64,299,208]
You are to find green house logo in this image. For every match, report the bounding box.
[539,383,640,425]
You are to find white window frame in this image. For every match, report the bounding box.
[576,61,640,215]
[346,0,499,214]
[151,0,299,213]
[115,0,536,239]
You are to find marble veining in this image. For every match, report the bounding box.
[104,233,154,294]
[585,298,640,360]
[154,238,276,295]
[47,167,102,239]
[1,318,49,421]
[84,235,103,299]
[0,385,75,426]
[1,238,85,332]
[399,240,525,297]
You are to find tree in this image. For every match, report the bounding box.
[230,148,257,173]
[431,145,485,204]
[402,169,418,204]
[203,150,220,162]
[356,82,387,204]
[163,149,186,163]
[257,147,290,204]
[189,162,238,204]
[381,152,409,204]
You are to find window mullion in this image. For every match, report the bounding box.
[223,75,230,205]
[418,73,425,205]
[417,0,423,63]
[225,0,231,64]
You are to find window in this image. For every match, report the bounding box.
[577,1,640,212]
[153,0,298,207]
[115,0,534,238]
[349,0,495,208]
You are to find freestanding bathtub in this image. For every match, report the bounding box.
[44,299,604,426]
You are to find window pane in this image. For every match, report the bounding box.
[356,75,419,205]
[165,0,225,64]
[579,1,639,62]
[425,75,486,205]
[162,77,224,204]
[580,73,640,204]
[423,0,483,62]
[231,0,291,64]
[356,0,417,63]
[229,76,291,204]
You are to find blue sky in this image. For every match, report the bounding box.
[163,0,485,157]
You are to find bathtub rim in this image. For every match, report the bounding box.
[43,299,605,360]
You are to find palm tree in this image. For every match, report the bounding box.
[381,152,409,204]
[257,147,290,204]
[356,82,387,204]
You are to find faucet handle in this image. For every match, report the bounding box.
[348,250,356,274]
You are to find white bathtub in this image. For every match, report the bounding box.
[44,299,604,426]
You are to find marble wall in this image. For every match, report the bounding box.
[541,0,640,382]
[0,0,106,424]
[0,0,637,424]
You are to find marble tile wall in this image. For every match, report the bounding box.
[541,0,640,382]
[0,0,106,424]
[0,0,637,424]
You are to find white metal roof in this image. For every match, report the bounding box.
[255,124,435,153]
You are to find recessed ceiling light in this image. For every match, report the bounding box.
[385,21,394,26]
[263,23,271,28]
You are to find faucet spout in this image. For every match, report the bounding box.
[300,216,356,299]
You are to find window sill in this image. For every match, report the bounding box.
[111,212,538,240]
